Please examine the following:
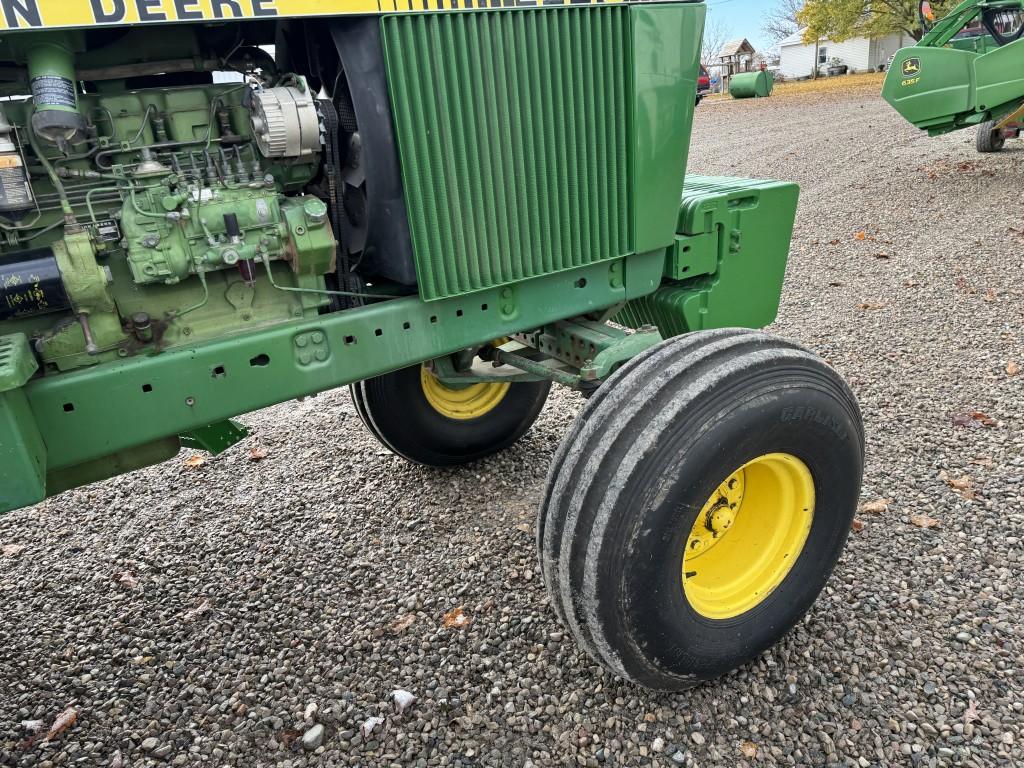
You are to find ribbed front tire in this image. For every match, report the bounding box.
[539,329,864,690]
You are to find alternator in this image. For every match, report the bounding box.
[248,85,321,158]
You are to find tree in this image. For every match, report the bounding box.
[701,15,733,68]
[762,0,803,44]
[798,0,957,43]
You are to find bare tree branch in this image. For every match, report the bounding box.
[762,0,803,43]
[701,15,734,67]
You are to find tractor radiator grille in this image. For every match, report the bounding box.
[382,8,634,301]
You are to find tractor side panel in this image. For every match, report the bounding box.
[631,3,705,253]
[381,4,702,302]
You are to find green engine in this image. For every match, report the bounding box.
[0,33,335,374]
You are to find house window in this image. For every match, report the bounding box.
[818,47,828,64]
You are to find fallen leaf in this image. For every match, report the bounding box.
[1007,360,1020,376]
[854,231,866,241]
[443,606,470,629]
[44,708,77,741]
[963,698,980,725]
[954,276,975,293]
[114,571,139,590]
[248,446,268,462]
[360,716,384,738]
[389,614,416,634]
[859,498,891,515]
[910,514,940,529]
[183,454,206,468]
[183,599,211,622]
[277,729,299,748]
[951,410,997,429]
[740,741,758,758]
[2,543,26,556]
[983,288,998,303]
[828,281,843,287]
[939,470,976,500]
[392,689,416,715]
[828,238,840,245]
[873,252,891,259]
[851,518,865,532]
[856,302,884,310]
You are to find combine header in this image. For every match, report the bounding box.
[883,0,1024,151]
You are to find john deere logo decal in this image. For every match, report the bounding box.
[902,58,921,76]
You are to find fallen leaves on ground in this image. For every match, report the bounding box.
[360,716,384,738]
[2,543,26,556]
[1007,360,1020,376]
[389,614,416,634]
[769,71,885,99]
[859,498,891,515]
[183,454,206,468]
[851,518,865,532]
[114,571,139,590]
[248,446,268,462]
[443,606,470,629]
[392,689,416,714]
[954,276,975,293]
[183,599,211,623]
[951,410,997,429]
[854,231,866,241]
[277,729,299,748]
[910,514,940,529]
[963,698,981,725]
[740,741,758,758]
[983,288,998,303]
[939,470,977,500]
[44,708,77,741]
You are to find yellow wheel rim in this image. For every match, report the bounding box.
[420,366,511,420]
[683,453,815,620]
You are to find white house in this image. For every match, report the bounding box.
[778,28,908,78]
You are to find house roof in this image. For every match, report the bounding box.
[718,38,755,57]
[779,27,885,46]
[779,29,806,47]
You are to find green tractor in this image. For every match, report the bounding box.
[0,0,864,691]
[883,0,1024,151]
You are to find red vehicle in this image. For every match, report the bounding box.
[696,64,711,104]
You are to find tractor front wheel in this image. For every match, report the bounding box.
[976,120,1006,153]
[539,329,864,690]
[351,364,551,466]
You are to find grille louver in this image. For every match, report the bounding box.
[382,8,634,301]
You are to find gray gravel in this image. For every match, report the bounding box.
[2,85,1023,767]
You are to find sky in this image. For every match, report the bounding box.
[706,0,780,53]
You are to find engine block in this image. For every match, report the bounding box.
[0,65,336,373]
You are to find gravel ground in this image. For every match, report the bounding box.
[2,87,1023,768]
